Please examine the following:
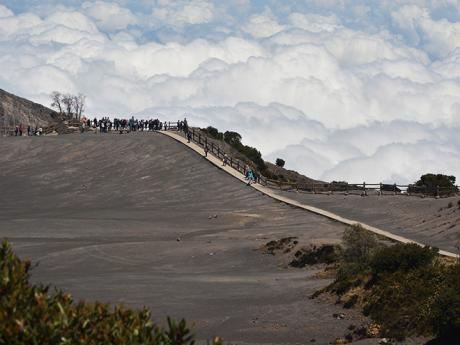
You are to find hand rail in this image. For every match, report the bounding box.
[167,123,459,198]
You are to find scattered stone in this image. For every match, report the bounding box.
[333,313,346,320]
[379,338,390,344]
[176,237,181,242]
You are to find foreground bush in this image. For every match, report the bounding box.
[324,226,460,342]
[0,241,223,345]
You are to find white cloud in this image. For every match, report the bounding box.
[243,8,285,38]
[82,1,137,31]
[391,4,460,58]
[2,1,460,184]
[151,0,216,28]
[0,4,13,18]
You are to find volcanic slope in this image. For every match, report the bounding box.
[0,89,60,128]
[0,132,366,345]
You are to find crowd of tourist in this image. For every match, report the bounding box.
[10,116,258,184]
[81,117,189,134]
[14,125,43,136]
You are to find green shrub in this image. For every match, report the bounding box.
[327,225,382,295]
[431,264,460,340]
[289,244,341,267]
[364,264,447,340]
[342,225,382,266]
[0,240,224,345]
[323,226,458,341]
[414,173,458,196]
[275,158,285,168]
[370,243,438,281]
[204,126,223,140]
[223,131,242,146]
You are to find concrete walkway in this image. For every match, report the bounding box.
[161,130,458,258]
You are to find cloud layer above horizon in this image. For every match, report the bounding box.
[1,0,460,183]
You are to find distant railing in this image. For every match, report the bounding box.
[170,124,262,182]
[261,180,459,198]
[167,123,459,198]
[3,120,459,198]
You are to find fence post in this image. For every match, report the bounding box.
[436,185,440,199]
[363,182,367,196]
[217,147,220,158]
[198,133,201,145]
[230,157,233,167]
[237,161,240,172]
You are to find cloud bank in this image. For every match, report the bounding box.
[1,0,460,184]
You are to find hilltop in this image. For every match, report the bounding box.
[0,89,61,128]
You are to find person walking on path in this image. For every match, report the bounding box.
[223,153,228,166]
[245,166,255,186]
[204,145,209,157]
[187,132,192,143]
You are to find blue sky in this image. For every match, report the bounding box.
[2,0,460,183]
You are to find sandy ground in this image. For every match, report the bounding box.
[272,190,460,254]
[0,132,390,345]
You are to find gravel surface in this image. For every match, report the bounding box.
[0,132,389,345]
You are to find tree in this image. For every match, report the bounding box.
[223,131,242,146]
[72,93,86,120]
[61,94,74,118]
[50,91,63,113]
[414,173,458,195]
[51,92,86,119]
[205,126,223,140]
[276,158,285,168]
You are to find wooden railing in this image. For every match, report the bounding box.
[168,124,459,198]
[3,120,458,198]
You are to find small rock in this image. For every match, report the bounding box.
[176,237,181,242]
[379,338,390,344]
[209,252,214,256]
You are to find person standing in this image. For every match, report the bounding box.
[204,145,209,157]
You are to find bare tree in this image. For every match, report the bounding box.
[50,91,63,113]
[61,94,75,118]
[72,93,86,120]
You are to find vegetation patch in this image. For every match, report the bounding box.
[289,244,342,267]
[0,241,224,345]
[263,237,298,255]
[316,225,460,343]
[411,173,458,196]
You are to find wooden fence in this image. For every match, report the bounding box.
[3,120,459,198]
[172,124,459,198]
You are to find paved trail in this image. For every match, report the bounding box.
[162,130,459,257]
[0,133,374,345]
